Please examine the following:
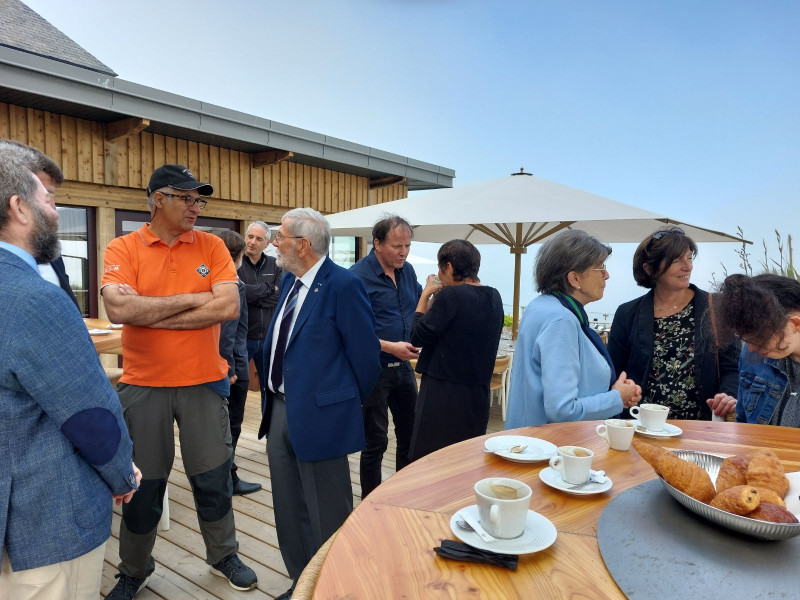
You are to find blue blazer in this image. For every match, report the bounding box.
[0,249,135,571]
[258,256,380,462]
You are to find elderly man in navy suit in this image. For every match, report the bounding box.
[0,142,140,598]
[259,207,380,600]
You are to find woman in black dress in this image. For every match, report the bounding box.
[408,240,504,461]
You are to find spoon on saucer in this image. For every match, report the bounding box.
[484,444,528,454]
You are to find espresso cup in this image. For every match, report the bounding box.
[630,403,670,432]
[548,446,593,485]
[474,477,532,539]
[596,419,635,451]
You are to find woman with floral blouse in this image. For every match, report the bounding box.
[608,227,740,420]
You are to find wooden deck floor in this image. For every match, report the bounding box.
[101,391,507,599]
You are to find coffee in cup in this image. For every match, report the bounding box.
[474,478,532,538]
[549,446,594,485]
[596,419,635,451]
[630,403,669,432]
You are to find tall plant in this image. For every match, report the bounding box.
[711,228,798,287]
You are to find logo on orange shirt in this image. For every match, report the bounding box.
[196,264,210,277]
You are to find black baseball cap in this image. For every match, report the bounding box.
[146,164,214,196]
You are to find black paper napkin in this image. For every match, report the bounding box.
[434,539,518,570]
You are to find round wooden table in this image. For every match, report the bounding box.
[314,420,800,599]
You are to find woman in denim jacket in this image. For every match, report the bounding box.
[714,273,800,427]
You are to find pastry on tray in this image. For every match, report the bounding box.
[710,485,760,515]
[715,455,750,494]
[746,449,790,498]
[746,502,799,524]
[632,439,715,503]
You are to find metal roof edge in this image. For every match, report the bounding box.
[0,46,454,190]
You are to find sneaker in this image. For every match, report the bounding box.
[106,573,148,599]
[210,553,258,591]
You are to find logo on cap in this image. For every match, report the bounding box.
[196,264,210,277]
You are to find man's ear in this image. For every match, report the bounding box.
[7,195,31,226]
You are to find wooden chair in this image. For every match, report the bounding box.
[490,355,511,419]
[292,529,339,599]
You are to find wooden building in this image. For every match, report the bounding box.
[0,0,454,318]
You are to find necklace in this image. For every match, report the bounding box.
[654,302,680,311]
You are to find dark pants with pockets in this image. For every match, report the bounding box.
[116,384,237,579]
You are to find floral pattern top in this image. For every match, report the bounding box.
[644,301,702,419]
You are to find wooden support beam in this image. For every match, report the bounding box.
[369,175,406,190]
[251,150,293,169]
[106,117,150,142]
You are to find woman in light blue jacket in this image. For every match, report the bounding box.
[506,230,642,428]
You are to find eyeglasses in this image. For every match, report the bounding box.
[590,264,608,276]
[160,192,208,209]
[652,227,685,241]
[272,232,304,243]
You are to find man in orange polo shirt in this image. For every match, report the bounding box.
[100,165,258,599]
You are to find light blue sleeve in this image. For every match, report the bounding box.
[537,317,623,423]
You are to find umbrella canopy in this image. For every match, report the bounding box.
[327,171,745,338]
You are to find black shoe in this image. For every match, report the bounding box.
[107,573,148,599]
[210,553,258,591]
[275,583,295,600]
[232,479,262,495]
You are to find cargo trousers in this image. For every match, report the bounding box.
[115,384,238,579]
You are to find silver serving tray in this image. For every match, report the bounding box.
[658,450,800,541]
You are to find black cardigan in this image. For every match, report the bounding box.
[607,285,740,420]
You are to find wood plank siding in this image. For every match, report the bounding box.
[0,101,408,215]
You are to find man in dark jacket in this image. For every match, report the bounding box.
[217,229,262,496]
[238,221,281,409]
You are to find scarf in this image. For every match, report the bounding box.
[551,292,617,389]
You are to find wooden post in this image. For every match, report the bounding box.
[510,223,526,340]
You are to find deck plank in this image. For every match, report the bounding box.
[103,390,506,598]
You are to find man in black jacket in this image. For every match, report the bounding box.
[238,221,282,410]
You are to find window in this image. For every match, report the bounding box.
[330,236,359,268]
[56,206,96,317]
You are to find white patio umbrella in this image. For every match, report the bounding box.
[327,171,745,338]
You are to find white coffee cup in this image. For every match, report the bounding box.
[629,403,670,432]
[474,478,532,539]
[596,419,635,451]
[548,446,594,485]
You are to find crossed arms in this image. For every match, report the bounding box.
[102,282,239,329]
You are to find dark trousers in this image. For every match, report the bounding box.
[116,384,237,579]
[360,363,417,497]
[267,394,352,580]
[247,337,267,413]
[228,377,250,484]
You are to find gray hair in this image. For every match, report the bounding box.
[246,221,269,236]
[0,143,38,233]
[282,207,330,256]
[0,139,63,184]
[535,229,611,294]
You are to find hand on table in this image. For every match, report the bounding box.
[707,393,737,417]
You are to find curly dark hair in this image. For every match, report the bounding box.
[713,273,800,349]
[632,227,697,288]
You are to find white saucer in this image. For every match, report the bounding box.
[484,435,557,463]
[88,329,111,335]
[108,323,123,329]
[450,504,557,554]
[539,467,613,495]
[786,471,800,518]
[631,420,683,438]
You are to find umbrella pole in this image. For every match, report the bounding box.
[511,223,526,340]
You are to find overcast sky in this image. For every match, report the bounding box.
[24,0,800,318]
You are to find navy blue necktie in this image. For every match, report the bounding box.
[270,279,303,393]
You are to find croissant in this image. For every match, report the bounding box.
[746,450,790,497]
[631,438,671,475]
[753,487,786,509]
[747,503,799,524]
[715,455,750,494]
[710,485,760,515]
[632,440,716,503]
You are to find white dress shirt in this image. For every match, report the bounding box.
[268,255,326,394]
